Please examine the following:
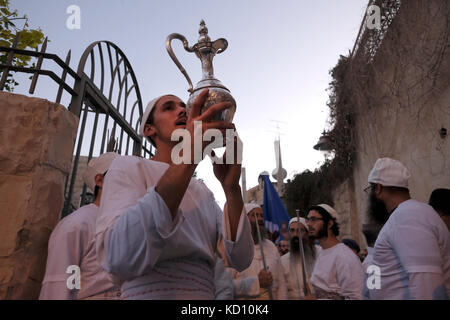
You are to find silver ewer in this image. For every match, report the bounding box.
[166,20,236,123]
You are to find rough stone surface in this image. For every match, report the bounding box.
[331,1,450,249]
[0,92,78,299]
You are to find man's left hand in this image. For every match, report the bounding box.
[212,130,243,191]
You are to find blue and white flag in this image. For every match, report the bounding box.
[262,174,291,244]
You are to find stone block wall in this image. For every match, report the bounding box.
[0,92,78,299]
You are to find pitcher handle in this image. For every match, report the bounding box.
[166,33,195,93]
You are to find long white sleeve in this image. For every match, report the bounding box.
[103,187,184,280]
[219,203,254,272]
[39,218,87,300]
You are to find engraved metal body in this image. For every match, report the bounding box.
[166,20,236,123]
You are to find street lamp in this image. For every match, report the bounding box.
[313,133,334,160]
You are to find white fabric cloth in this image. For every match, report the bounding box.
[368,157,410,188]
[39,204,117,300]
[362,246,374,300]
[288,217,308,231]
[370,199,450,300]
[310,243,364,300]
[317,204,338,219]
[281,252,315,299]
[139,96,163,138]
[95,156,253,299]
[244,203,260,214]
[214,257,234,300]
[228,239,287,300]
[82,152,118,192]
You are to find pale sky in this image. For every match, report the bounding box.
[12,0,368,209]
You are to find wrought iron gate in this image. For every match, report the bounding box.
[0,34,155,217]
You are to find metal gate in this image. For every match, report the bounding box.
[0,34,154,217]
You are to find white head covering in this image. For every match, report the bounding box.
[289,217,308,231]
[316,204,338,219]
[82,152,118,192]
[244,203,261,215]
[368,157,410,188]
[139,96,164,140]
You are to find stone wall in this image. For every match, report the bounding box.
[332,0,450,248]
[0,92,78,299]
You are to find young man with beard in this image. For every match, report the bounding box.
[280,217,316,299]
[95,89,254,299]
[227,203,287,300]
[366,158,449,300]
[307,204,364,300]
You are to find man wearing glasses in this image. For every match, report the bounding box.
[365,158,449,300]
[306,204,364,300]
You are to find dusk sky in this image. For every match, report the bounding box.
[12,0,368,208]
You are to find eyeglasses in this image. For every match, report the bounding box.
[305,217,323,223]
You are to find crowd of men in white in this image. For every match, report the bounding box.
[39,91,449,300]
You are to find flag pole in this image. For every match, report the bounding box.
[296,209,309,297]
[254,212,274,300]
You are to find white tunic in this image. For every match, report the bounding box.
[214,257,234,300]
[39,204,117,300]
[310,243,364,300]
[281,252,314,299]
[95,156,253,299]
[370,199,450,300]
[228,239,287,300]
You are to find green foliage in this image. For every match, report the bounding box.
[0,0,45,91]
[284,160,334,216]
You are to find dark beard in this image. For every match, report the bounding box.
[367,191,390,224]
[290,236,300,254]
[252,224,267,245]
[310,223,328,240]
[291,236,316,255]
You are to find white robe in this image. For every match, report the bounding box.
[370,200,450,300]
[39,204,118,300]
[95,156,254,299]
[214,257,234,300]
[310,243,364,300]
[227,239,287,300]
[280,252,315,299]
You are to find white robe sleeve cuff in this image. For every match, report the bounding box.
[222,206,254,272]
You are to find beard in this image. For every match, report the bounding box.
[289,237,317,277]
[290,236,300,254]
[309,223,328,240]
[367,191,390,224]
[251,224,268,245]
[290,236,315,256]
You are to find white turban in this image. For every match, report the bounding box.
[82,152,118,192]
[289,217,308,231]
[244,203,261,215]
